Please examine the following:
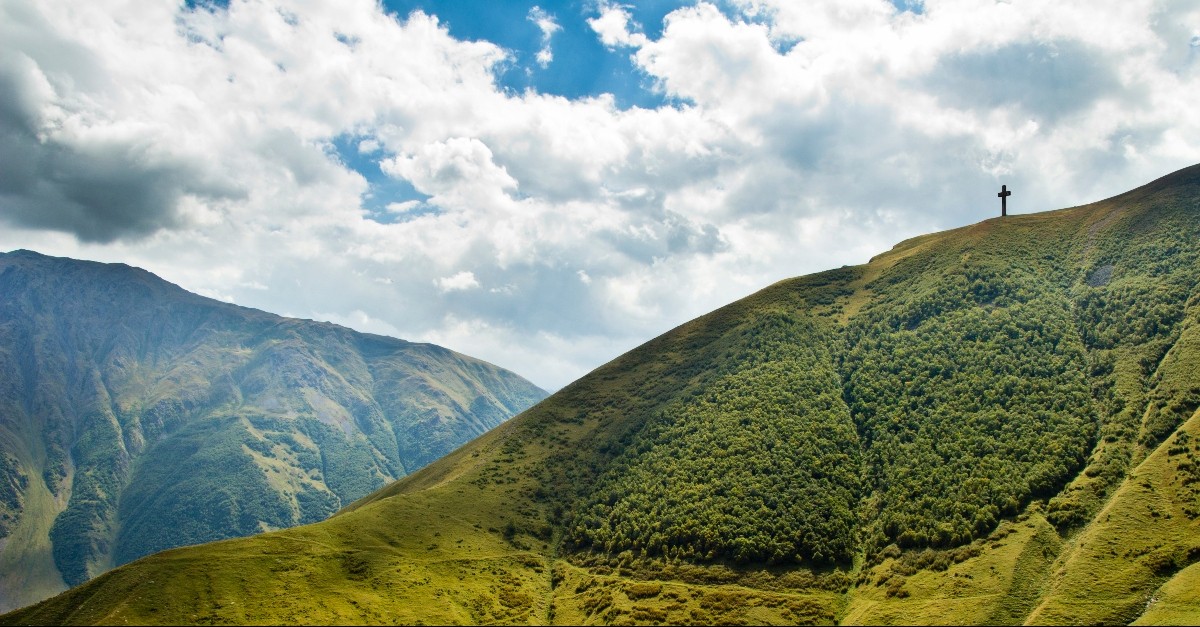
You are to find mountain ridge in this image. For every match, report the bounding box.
[4,163,1200,624]
[0,250,546,612]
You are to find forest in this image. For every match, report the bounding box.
[561,187,1200,567]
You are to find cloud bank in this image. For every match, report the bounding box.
[1,0,1198,389]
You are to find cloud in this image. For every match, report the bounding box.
[588,3,649,48]
[921,40,1122,123]
[0,39,241,242]
[315,309,403,337]
[527,6,561,68]
[381,137,517,207]
[385,200,418,212]
[435,270,480,293]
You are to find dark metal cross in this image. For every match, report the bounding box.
[997,184,1011,217]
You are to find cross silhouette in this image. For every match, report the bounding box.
[997,184,1011,217]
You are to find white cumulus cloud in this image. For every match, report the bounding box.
[588,2,649,48]
[528,6,561,68]
[436,271,481,293]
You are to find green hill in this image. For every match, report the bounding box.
[0,251,546,612]
[5,164,1200,625]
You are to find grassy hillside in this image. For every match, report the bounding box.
[0,252,546,612]
[5,164,1200,625]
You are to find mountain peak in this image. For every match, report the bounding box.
[0,254,547,612]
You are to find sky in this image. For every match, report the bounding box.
[1,0,1199,391]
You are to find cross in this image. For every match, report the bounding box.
[997,184,1011,217]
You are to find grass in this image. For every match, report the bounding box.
[1027,407,1200,625]
[0,437,69,613]
[1135,562,1200,625]
[551,561,841,625]
[840,511,1061,625]
[10,472,551,625]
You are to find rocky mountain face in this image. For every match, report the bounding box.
[4,164,1200,625]
[0,250,545,611]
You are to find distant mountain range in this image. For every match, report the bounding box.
[5,164,1200,625]
[0,250,546,612]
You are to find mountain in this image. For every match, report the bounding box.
[5,164,1200,625]
[0,251,546,612]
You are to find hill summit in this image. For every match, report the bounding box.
[5,164,1200,625]
[0,251,546,612]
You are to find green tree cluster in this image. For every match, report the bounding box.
[0,453,27,537]
[844,264,1092,550]
[567,314,861,564]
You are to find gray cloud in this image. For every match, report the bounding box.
[0,60,242,243]
[596,209,727,268]
[446,262,605,334]
[922,40,1122,122]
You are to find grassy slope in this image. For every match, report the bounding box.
[1135,562,1200,625]
[5,165,1200,625]
[1027,406,1200,625]
[0,437,67,613]
[5,474,550,625]
[841,511,1062,626]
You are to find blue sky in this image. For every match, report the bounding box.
[374,0,924,107]
[2,0,1199,389]
[381,0,676,108]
